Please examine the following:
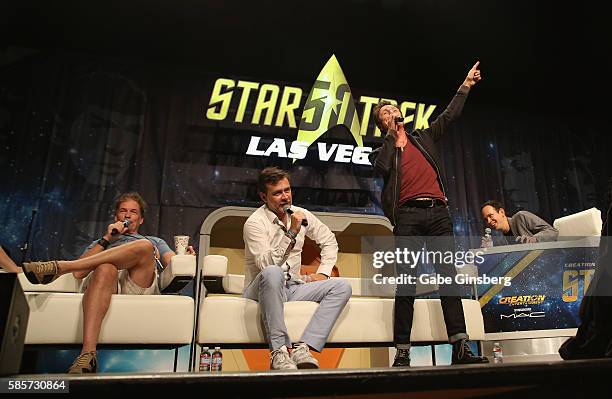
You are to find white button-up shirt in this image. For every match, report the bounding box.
[243,205,338,291]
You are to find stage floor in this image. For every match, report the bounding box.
[6,358,612,398]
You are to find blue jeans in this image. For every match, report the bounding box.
[243,266,352,351]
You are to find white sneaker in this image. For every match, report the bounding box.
[270,346,298,370]
[291,343,319,369]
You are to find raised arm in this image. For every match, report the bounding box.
[427,61,482,142]
[463,61,482,89]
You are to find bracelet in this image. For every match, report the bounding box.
[97,237,110,250]
[285,229,298,239]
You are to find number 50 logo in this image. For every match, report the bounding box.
[563,269,595,302]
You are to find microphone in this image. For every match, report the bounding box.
[394,116,405,124]
[111,219,131,236]
[283,205,308,226]
[485,227,491,235]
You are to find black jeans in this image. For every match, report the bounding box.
[393,205,467,344]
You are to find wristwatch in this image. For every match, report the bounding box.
[97,237,110,250]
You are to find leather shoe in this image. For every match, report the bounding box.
[452,339,489,364]
[392,348,411,367]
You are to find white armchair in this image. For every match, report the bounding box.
[18,255,196,360]
[553,207,602,239]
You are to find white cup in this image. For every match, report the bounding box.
[174,235,190,255]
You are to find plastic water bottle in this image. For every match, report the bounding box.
[199,346,212,372]
[211,347,222,372]
[481,228,494,248]
[492,342,503,363]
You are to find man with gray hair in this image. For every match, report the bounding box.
[22,192,195,373]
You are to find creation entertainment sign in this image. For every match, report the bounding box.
[475,241,598,333]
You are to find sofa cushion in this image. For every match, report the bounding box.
[25,292,194,345]
[198,296,484,345]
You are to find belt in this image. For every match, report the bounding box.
[400,198,447,208]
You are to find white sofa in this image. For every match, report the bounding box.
[197,255,485,347]
[194,207,486,353]
[18,255,196,348]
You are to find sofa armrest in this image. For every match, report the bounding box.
[160,255,196,293]
[201,255,229,294]
[553,207,602,239]
[17,272,81,293]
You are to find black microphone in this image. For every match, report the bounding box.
[111,219,131,236]
[394,116,405,124]
[283,205,308,226]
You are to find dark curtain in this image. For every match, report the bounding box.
[0,51,608,261]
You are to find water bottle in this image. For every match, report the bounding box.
[199,346,212,372]
[481,228,494,248]
[492,342,503,363]
[211,346,223,372]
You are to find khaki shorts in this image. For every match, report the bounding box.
[80,268,160,295]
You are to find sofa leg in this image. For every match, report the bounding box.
[430,345,437,366]
[174,348,179,372]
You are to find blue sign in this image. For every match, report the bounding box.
[474,240,598,333]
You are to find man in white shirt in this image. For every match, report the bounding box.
[243,167,352,370]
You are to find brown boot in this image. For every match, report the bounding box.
[68,351,98,374]
[22,260,60,285]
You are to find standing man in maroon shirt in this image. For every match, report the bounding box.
[369,61,488,367]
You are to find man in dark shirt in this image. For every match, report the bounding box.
[369,61,488,367]
[481,200,558,244]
